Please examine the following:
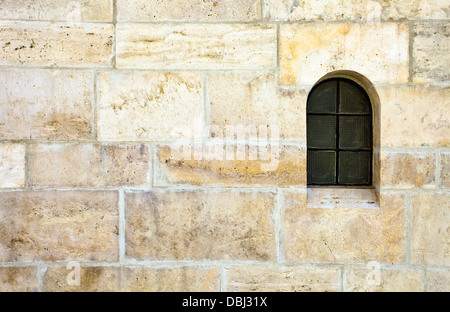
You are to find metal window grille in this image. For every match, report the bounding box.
[307,78,373,186]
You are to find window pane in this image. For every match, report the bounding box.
[338,151,371,185]
[339,80,371,114]
[307,80,337,113]
[307,115,336,148]
[339,116,371,149]
[308,151,336,184]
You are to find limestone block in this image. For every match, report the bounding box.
[125,190,276,261]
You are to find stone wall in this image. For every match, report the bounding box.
[0,0,448,292]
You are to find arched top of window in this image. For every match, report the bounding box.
[307,78,373,186]
[307,78,372,114]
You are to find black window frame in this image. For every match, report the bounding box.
[307,78,373,187]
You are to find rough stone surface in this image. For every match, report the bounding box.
[155,144,306,187]
[125,190,276,261]
[0,21,113,66]
[0,144,25,188]
[0,0,112,21]
[208,71,308,139]
[28,144,150,187]
[280,23,409,85]
[379,86,450,147]
[43,266,119,292]
[227,266,340,292]
[116,24,276,69]
[43,266,220,292]
[380,152,436,189]
[0,267,38,292]
[0,191,119,262]
[0,69,94,140]
[97,71,203,141]
[441,151,450,188]
[120,267,220,292]
[306,188,378,209]
[411,194,449,266]
[264,0,450,21]
[413,23,450,83]
[265,0,382,21]
[283,191,405,264]
[344,268,423,292]
[382,0,450,20]
[117,0,261,21]
[427,270,450,292]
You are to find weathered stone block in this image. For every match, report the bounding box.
[264,0,382,21]
[155,144,306,187]
[0,69,94,140]
[97,71,203,141]
[344,268,422,292]
[264,0,449,21]
[380,152,436,189]
[427,270,450,292]
[413,23,450,83]
[0,191,119,262]
[0,22,113,66]
[0,267,38,292]
[0,144,25,188]
[28,144,150,187]
[117,0,261,21]
[43,266,119,292]
[441,151,450,188]
[227,266,340,292]
[43,266,220,292]
[125,190,276,261]
[0,0,112,22]
[306,188,379,209]
[379,86,450,147]
[411,193,449,266]
[121,267,220,292]
[116,24,276,69]
[280,23,408,85]
[208,71,308,139]
[283,191,405,264]
[382,0,450,20]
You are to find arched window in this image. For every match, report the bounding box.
[307,78,372,186]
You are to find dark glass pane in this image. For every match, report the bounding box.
[307,80,337,113]
[307,115,336,148]
[339,116,371,149]
[308,151,336,184]
[338,151,371,185]
[339,80,371,114]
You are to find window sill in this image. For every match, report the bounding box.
[306,187,379,209]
